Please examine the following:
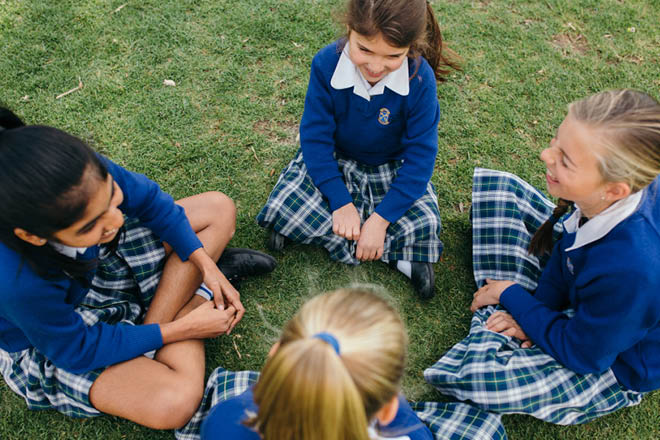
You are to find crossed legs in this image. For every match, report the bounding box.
[89,191,235,429]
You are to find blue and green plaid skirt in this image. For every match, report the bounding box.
[424,168,643,425]
[256,150,443,265]
[0,217,166,418]
[175,367,508,440]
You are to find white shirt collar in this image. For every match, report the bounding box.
[564,190,643,251]
[50,242,88,259]
[368,426,410,440]
[330,44,409,102]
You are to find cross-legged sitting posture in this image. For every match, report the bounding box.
[257,0,461,299]
[0,108,275,429]
[425,90,660,425]
[176,288,507,440]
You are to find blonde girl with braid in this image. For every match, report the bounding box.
[176,288,506,440]
[425,89,660,425]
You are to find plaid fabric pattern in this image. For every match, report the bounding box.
[425,169,643,425]
[0,217,166,418]
[175,368,260,440]
[471,167,563,291]
[257,149,443,264]
[411,401,507,440]
[424,306,643,425]
[176,367,507,440]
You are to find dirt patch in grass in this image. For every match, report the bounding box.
[552,32,589,56]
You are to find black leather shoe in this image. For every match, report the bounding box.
[217,248,277,281]
[410,262,435,299]
[267,230,287,252]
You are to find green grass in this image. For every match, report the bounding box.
[1,0,660,438]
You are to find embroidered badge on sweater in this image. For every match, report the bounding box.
[378,108,391,125]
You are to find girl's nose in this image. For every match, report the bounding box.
[540,147,553,164]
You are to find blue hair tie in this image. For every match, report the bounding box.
[313,332,341,355]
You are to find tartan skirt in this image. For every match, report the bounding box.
[424,168,643,425]
[256,150,443,265]
[0,217,166,418]
[175,367,508,440]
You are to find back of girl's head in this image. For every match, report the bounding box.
[343,0,460,81]
[247,288,407,440]
[0,108,107,272]
[529,90,660,256]
[568,89,660,192]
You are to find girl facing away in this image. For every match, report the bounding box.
[0,108,274,428]
[257,0,460,299]
[176,288,507,440]
[425,90,660,425]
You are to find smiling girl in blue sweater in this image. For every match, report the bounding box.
[425,90,660,425]
[257,0,460,299]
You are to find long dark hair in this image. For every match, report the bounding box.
[343,0,461,81]
[0,108,108,281]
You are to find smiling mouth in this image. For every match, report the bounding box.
[546,170,559,183]
[102,228,118,237]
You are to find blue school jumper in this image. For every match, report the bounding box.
[300,40,440,223]
[500,177,660,392]
[0,155,202,374]
[201,389,433,440]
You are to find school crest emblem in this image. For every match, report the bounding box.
[378,108,391,125]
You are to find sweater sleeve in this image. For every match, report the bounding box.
[5,277,163,373]
[529,240,570,311]
[501,247,655,375]
[374,74,440,223]
[300,51,353,212]
[100,155,203,261]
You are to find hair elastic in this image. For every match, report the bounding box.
[313,332,341,355]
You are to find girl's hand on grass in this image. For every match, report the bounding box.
[332,203,361,241]
[356,213,389,261]
[470,278,516,312]
[486,311,533,348]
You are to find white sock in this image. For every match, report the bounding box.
[194,282,213,301]
[396,260,412,279]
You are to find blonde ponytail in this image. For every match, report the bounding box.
[245,288,407,440]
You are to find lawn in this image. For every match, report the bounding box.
[1,0,659,438]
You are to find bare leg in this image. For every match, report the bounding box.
[143,191,236,325]
[89,192,235,428]
[89,295,208,429]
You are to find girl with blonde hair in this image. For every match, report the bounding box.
[426,89,660,425]
[177,288,506,439]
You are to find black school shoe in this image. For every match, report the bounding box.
[217,248,277,282]
[388,261,436,299]
[267,230,288,252]
[410,262,435,299]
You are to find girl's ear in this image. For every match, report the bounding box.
[375,394,399,426]
[267,341,281,357]
[14,228,47,246]
[604,181,632,203]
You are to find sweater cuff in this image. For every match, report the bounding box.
[318,177,353,212]
[129,323,164,355]
[160,224,204,262]
[500,284,538,320]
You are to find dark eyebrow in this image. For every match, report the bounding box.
[357,43,405,57]
[76,178,115,235]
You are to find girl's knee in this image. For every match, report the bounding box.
[151,381,204,429]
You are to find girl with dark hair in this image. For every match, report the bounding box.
[257,0,460,299]
[425,90,660,425]
[0,108,275,428]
